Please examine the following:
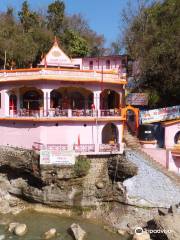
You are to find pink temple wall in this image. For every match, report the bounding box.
[164,123,180,148]
[82,57,123,71]
[0,121,123,149]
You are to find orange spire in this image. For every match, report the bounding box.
[54,36,58,46]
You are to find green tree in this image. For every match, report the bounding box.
[18,1,39,32]
[123,0,180,106]
[62,29,89,57]
[47,0,65,34]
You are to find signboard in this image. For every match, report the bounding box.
[140,105,180,124]
[40,149,75,165]
[126,93,148,106]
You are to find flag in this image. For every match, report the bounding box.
[78,134,80,145]
[44,55,47,68]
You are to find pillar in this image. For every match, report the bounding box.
[4,90,10,116]
[42,89,51,116]
[93,90,101,117]
[16,88,20,114]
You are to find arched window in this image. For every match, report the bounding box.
[106,60,110,69]
[89,61,93,70]
[102,123,119,144]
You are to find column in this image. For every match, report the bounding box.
[4,90,10,116]
[16,89,20,114]
[42,89,51,117]
[93,90,101,117]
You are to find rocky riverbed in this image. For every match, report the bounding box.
[0,146,180,240]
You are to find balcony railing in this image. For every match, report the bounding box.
[100,109,121,117]
[32,143,122,154]
[73,144,95,152]
[99,144,120,152]
[6,108,122,118]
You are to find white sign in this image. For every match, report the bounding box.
[140,105,180,124]
[126,93,148,106]
[40,149,75,165]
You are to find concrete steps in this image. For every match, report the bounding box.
[124,125,180,185]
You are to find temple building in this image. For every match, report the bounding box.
[0,38,127,157]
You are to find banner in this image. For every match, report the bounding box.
[40,149,75,165]
[126,93,148,106]
[140,105,180,124]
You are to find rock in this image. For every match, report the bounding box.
[14,223,27,236]
[168,205,177,214]
[8,222,19,233]
[133,231,151,240]
[158,208,168,216]
[43,228,57,239]
[0,200,10,214]
[70,223,86,240]
[0,235,5,240]
[117,229,128,236]
[95,182,104,189]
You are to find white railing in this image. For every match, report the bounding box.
[5,108,121,118]
[32,142,122,154]
[0,68,126,83]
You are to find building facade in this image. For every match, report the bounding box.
[0,39,127,155]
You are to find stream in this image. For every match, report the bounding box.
[0,210,129,240]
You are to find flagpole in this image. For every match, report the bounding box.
[4,51,6,70]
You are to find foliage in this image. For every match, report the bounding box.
[123,0,180,106]
[62,29,89,57]
[47,0,65,34]
[74,156,91,177]
[0,1,105,69]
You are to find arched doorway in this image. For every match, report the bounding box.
[100,89,119,109]
[9,94,17,113]
[102,123,119,144]
[23,90,43,110]
[50,90,62,108]
[71,92,85,109]
[174,131,180,144]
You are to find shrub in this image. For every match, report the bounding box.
[74,156,90,177]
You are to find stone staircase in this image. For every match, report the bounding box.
[123,125,180,185]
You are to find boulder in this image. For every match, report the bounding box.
[95,182,104,189]
[14,223,27,236]
[117,229,128,236]
[70,223,86,240]
[8,222,19,233]
[43,228,57,239]
[133,231,151,240]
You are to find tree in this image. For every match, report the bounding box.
[18,1,40,32]
[62,29,89,57]
[123,0,180,107]
[47,0,65,34]
[65,13,105,56]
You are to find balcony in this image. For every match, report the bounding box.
[5,108,123,119]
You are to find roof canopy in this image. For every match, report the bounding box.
[39,37,76,68]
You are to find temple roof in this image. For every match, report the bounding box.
[39,37,76,68]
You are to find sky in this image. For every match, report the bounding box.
[0,0,131,47]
